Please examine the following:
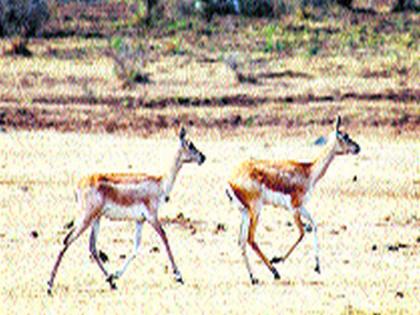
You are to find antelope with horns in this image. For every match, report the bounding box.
[226,116,360,284]
[47,128,206,294]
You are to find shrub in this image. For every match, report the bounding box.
[109,37,150,88]
[392,0,419,11]
[199,0,348,17]
[0,0,50,56]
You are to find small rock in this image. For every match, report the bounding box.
[214,223,227,234]
[120,254,126,259]
[64,220,74,230]
[150,246,160,253]
[398,243,409,249]
[395,291,404,298]
[416,236,420,243]
[286,221,293,227]
[384,216,391,222]
[232,115,242,126]
[387,245,399,252]
[352,175,358,182]
[99,250,109,263]
[21,186,29,192]
[371,244,378,251]
[314,136,327,146]
[343,259,350,264]
[30,230,39,239]
[330,229,339,235]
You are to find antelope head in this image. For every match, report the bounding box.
[178,127,206,165]
[334,116,361,155]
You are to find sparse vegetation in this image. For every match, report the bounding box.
[108,36,150,88]
[225,53,258,84]
[392,0,419,11]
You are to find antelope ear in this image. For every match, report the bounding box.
[179,127,186,141]
[335,116,342,131]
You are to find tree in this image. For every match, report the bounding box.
[200,0,358,18]
[144,0,158,24]
[336,0,352,8]
[392,0,418,11]
[0,0,49,56]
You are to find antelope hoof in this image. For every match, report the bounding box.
[47,281,52,295]
[250,274,259,285]
[47,281,53,296]
[176,277,184,285]
[175,271,184,284]
[272,267,281,280]
[270,256,284,264]
[314,265,321,274]
[106,275,117,290]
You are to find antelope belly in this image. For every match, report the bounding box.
[262,186,293,211]
[104,202,149,221]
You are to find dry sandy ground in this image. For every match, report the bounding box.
[0,128,419,314]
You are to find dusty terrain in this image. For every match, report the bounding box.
[0,2,419,313]
[0,128,419,314]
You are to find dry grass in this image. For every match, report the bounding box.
[0,7,419,313]
[0,129,419,314]
[0,45,418,102]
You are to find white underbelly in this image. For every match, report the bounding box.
[262,187,293,211]
[103,202,149,221]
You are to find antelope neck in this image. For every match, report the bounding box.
[310,133,337,187]
[162,148,183,199]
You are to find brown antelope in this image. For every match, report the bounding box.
[226,116,360,284]
[47,128,206,294]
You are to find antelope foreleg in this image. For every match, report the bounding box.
[271,211,305,265]
[151,220,183,284]
[111,221,144,282]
